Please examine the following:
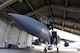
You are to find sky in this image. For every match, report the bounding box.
[54,28,80,42]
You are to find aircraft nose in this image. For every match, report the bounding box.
[8,13,12,16]
[8,13,16,16]
[8,13,15,17]
[8,13,20,20]
[8,13,51,42]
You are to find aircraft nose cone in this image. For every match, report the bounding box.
[8,13,11,15]
[8,13,17,19]
[9,13,51,42]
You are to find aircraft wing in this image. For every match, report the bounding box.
[60,38,75,43]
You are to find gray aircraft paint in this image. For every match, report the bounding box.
[9,13,51,42]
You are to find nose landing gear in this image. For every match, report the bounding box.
[44,48,47,53]
[44,45,59,53]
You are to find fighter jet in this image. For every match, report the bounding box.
[9,13,70,53]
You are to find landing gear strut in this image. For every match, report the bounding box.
[57,47,59,52]
[56,45,59,53]
[44,48,47,53]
